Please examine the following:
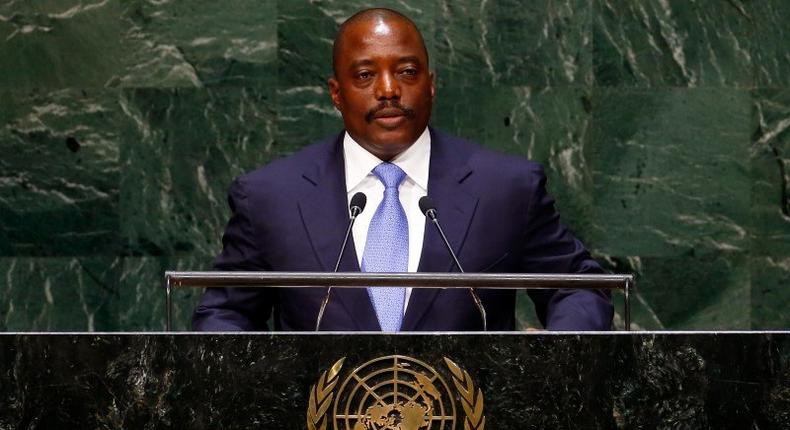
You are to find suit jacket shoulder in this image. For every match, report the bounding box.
[234,132,343,195]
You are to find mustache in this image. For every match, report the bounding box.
[365,101,416,123]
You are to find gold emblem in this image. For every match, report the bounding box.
[307,355,485,430]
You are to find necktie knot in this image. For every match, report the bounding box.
[373,162,407,189]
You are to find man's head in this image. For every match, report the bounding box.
[329,8,435,161]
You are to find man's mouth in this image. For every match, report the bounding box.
[373,115,407,129]
[373,108,407,119]
[371,108,408,128]
[366,103,416,127]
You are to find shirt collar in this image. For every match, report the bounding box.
[343,127,431,191]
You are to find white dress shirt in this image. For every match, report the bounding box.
[343,128,430,313]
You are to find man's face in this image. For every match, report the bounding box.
[329,18,435,161]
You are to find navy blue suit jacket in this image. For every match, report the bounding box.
[192,128,613,331]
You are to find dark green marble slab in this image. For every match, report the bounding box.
[0,0,130,90]
[0,0,277,91]
[0,89,121,256]
[603,252,750,330]
[751,0,790,87]
[116,0,277,88]
[746,87,789,328]
[589,87,751,257]
[515,289,543,329]
[0,257,120,331]
[433,85,594,240]
[587,87,754,330]
[0,256,202,332]
[593,0,753,87]
[435,0,592,87]
[751,89,790,256]
[119,87,275,257]
[120,256,205,331]
[0,333,787,429]
[276,85,343,154]
[751,257,790,329]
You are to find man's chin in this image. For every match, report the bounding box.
[363,137,416,160]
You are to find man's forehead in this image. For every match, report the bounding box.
[341,17,421,45]
[337,20,427,64]
[371,18,394,36]
[332,10,430,74]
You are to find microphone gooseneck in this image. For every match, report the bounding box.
[315,192,367,331]
[335,192,367,272]
[418,196,487,331]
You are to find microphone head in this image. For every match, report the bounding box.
[418,196,436,216]
[350,192,367,214]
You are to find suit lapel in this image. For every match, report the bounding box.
[401,129,479,330]
[297,134,381,331]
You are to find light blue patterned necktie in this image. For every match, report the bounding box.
[362,162,408,332]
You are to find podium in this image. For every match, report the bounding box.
[166,272,632,428]
[165,271,635,331]
[0,332,787,428]
[1,273,786,428]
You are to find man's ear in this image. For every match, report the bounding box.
[429,71,436,100]
[328,77,342,110]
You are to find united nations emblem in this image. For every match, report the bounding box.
[307,355,485,430]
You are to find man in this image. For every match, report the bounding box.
[192,8,613,331]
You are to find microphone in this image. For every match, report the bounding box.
[419,196,487,331]
[315,192,367,331]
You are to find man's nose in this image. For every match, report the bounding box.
[374,72,400,100]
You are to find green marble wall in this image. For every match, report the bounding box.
[0,0,787,331]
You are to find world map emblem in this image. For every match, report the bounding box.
[307,355,485,430]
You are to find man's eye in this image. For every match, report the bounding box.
[357,71,372,79]
[401,68,417,76]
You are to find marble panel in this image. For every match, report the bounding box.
[435,0,592,87]
[751,0,790,87]
[589,254,635,330]
[116,0,277,88]
[751,89,790,256]
[119,256,207,331]
[761,333,790,426]
[751,257,790,330]
[276,85,343,154]
[432,85,595,241]
[0,333,787,428]
[0,0,130,90]
[0,89,121,256]
[118,87,275,257]
[0,0,278,91]
[611,333,782,429]
[0,257,120,331]
[593,0,754,87]
[600,252,750,330]
[589,87,751,257]
[0,256,204,332]
[515,289,542,330]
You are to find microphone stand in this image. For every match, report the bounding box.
[421,198,487,331]
[315,195,365,331]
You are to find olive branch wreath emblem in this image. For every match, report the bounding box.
[443,357,485,430]
[306,356,485,430]
[307,357,345,430]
